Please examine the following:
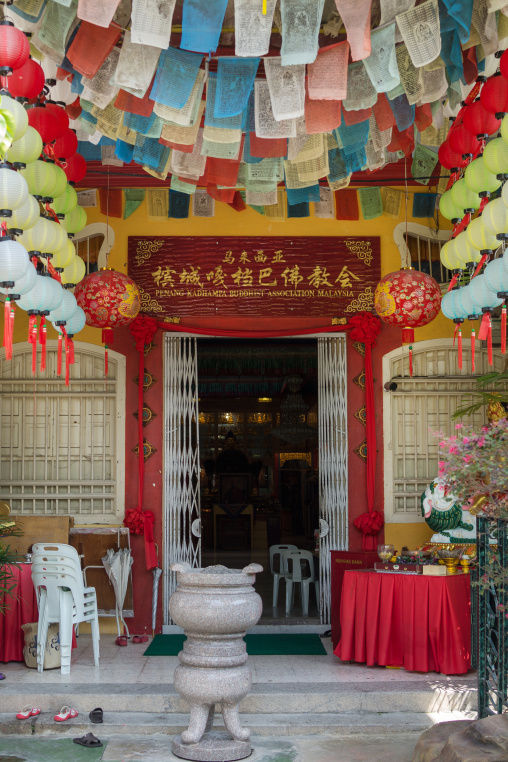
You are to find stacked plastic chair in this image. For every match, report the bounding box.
[31,543,99,675]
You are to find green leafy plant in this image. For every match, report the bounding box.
[452,369,508,420]
[0,517,22,614]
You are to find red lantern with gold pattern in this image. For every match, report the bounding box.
[74,268,140,373]
[374,269,442,375]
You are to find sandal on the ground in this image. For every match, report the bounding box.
[0,673,5,680]
[89,707,103,724]
[54,706,78,722]
[115,635,128,646]
[132,634,149,644]
[73,733,103,748]
[16,706,41,720]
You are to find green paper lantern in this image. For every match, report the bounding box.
[440,239,462,270]
[61,204,87,235]
[51,238,75,269]
[61,255,86,287]
[450,178,481,212]
[483,137,508,175]
[464,156,502,194]
[52,185,77,216]
[0,94,28,141]
[439,190,463,221]
[6,126,42,167]
[20,160,58,198]
[51,164,68,200]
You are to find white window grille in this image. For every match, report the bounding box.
[0,341,125,522]
[383,339,506,523]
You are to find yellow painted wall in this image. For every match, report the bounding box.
[3,186,455,555]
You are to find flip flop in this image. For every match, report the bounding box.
[132,635,149,644]
[89,707,103,724]
[0,673,5,680]
[115,635,128,646]
[16,706,41,720]
[54,706,79,722]
[73,733,103,748]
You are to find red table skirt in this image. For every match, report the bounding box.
[1,564,77,663]
[334,570,471,675]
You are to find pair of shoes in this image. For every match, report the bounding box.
[54,706,79,722]
[16,706,40,720]
[89,707,103,724]
[115,635,128,646]
[132,634,149,644]
[73,733,103,748]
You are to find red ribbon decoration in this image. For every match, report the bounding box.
[102,327,113,378]
[478,312,493,366]
[57,330,63,376]
[124,315,159,570]
[3,296,12,361]
[28,313,38,375]
[473,253,489,279]
[471,326,476,372]
[348,312,383,551]
[447,274,459,292]
[458,326,463,370]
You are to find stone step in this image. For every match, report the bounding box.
[0,710,477,739]
[0,681,478,716]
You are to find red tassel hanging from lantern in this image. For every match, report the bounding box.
[57,330,63,376]
[63,327,70,387]
[3,295,13,361]
[478,312,493,365]
[28,313,37,375]
[39,315,47,372]
[501,305,506,354]
[471,326,476,372]
[102,327,113,378]
[458,325,463,369]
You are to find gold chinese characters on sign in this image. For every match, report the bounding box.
[128,236,381,319]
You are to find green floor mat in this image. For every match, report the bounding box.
[0,737,106,762]
[144,633,327,656]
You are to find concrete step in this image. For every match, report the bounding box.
[0,681,478,716]
[0,710,477,738]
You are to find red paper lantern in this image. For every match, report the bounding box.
[438,140,468,170]
[1,58,45,99]
[74,269,140,332]
[0,21,29,76]
[45,102,69,140]
[374,269,442,344]
[27,105,58,144]
[63,152,87,184]
[53,128,77,160]
[448,124,479,157]
[480,73,508,116]
[463,100,501,138]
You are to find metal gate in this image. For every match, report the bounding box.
[318,336,348,624]
[163,336,201,625]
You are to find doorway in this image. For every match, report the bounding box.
[162,335,348,627]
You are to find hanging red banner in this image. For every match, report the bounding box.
[128,236,380,318]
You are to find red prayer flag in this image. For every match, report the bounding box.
[342,106,371,126]
[67,22,122,79]
[335,189,359,220]
[372,94,395,132]
[99,188,122,218]
[249,133,287,158]
[228,191,247,212]
[115,85,155,117]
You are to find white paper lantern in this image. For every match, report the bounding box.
[48,288,77,324]
[0,236,29,283]
[51,238,75,269]
[6,126,43,168]
[482,197,508,236]
[61,256,85,287]
[18,217,57,256]
[0,165,29,215]
[1,194,40,233]
[18,274,50,313]
[60,305,86,336]
[0,258,36,295]
[467,216,499,251]
[484,257,508,293]
[42,275,64,313]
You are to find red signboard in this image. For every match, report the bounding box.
[128,236,380,318]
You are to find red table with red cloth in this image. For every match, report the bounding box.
[0,564,38,662]
[334,570,471,675]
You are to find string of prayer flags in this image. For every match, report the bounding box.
[99,188,122,218]
[314,187,335,218]
[358,187,383,220]
[363,24,400,94]
[396,0,441,67]
[193,190,215,217]
[180,0,229,54]
[412,192,437,217]
[234,0,278,57]
[146,190,169,219]
[411,144,439,184]
[264,58,305,122]
[168,189,191,218]
[280,0,325,66]
[307,42,349,101]
[151,47,203,110]
[124,189,145,219]
[334,0,372,61]
[66,21,121,79]
[215,58,259,118]
[382,187,403,218]
[131,0,176,49]
[77,0,121,28]
[335,189,359,220]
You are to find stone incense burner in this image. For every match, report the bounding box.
[169,562,263,762]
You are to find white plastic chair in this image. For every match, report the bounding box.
[269,544,298,607]
[31,545,99,674]
[282,549,319,617]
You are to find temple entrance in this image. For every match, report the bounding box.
[162,335,348,627]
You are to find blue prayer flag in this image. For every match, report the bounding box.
[181,0,229,54]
